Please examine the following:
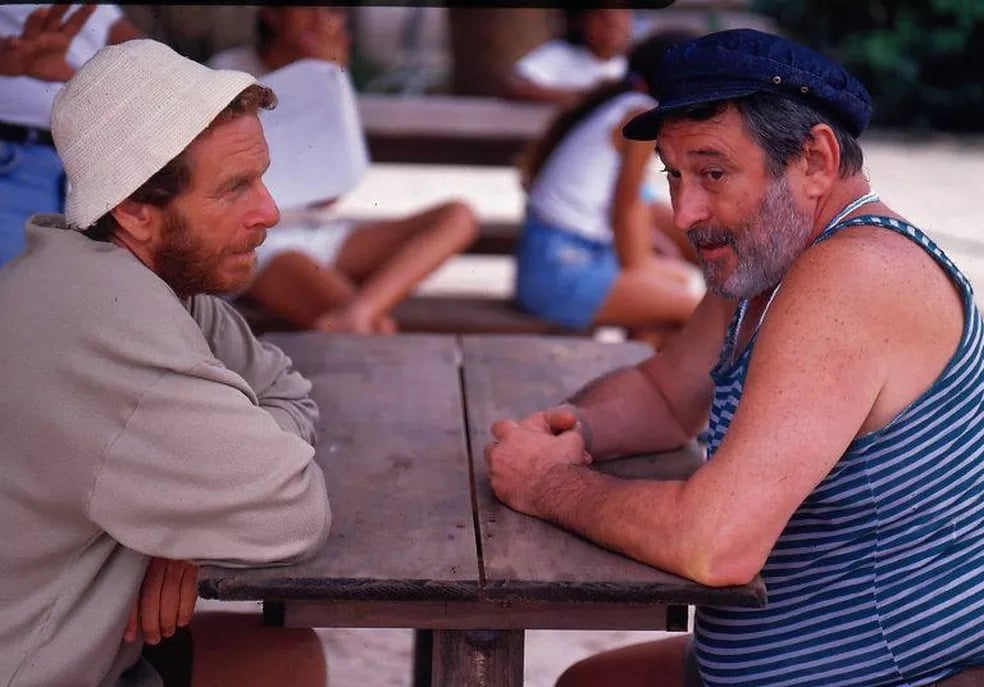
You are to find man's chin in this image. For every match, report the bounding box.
[209,263,256,297]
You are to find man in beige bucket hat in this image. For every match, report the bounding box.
[0,39,332,686]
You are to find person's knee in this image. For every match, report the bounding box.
[555,658,594,687]
[190,611,326,687]
[555,664,578,687]
[437,200,480,244]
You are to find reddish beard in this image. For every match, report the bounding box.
[154,210,263,299]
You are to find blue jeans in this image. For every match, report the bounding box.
[0,140,65,266]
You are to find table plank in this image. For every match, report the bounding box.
[461,334,766,608]
[199,333,479,602]
[280,599,675,631]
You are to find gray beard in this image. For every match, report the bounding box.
[691,176,813,300]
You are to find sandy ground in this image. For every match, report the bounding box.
[201,131,984,686]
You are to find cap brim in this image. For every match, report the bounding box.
[622,84,759,140]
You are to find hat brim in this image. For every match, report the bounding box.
[622,83,759,140]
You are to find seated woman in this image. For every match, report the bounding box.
[514,29,705,347]
[210,6,477,334]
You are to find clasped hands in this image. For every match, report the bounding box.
[483,404,591,518]
[123,557,199,646]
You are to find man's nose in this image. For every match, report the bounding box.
[252,181,281,229]
[672,182,711,232]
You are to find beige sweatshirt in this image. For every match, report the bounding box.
[0,215,331,686]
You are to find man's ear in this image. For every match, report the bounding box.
[797,123,841,199]
[109,199,159,244]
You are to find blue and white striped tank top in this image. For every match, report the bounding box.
[696,214,984,687]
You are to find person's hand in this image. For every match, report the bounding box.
[484,417,589,517]
[0,4,96,81]
[123,557,199,645]
[513,404,593,451]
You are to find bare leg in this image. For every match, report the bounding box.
[244,250,358,329]
[243,202,476,334]
[331,200,479,325]
[190,611,326,687]
[593,257,705,329]
[556,634,692,687]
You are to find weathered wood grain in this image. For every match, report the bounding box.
[199,333,479,601]
[432,629,523,687]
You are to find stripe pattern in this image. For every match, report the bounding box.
[696,215,984,686]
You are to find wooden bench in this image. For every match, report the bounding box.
[233,294,598,338]
[392,295,595,336]
[357,93,556,166]
[470,219,520,255]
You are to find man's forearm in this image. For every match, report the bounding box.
[563,365,695,459]
[532,462,700,579]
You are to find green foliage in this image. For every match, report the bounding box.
[751,0,984,132]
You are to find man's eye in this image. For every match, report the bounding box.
[705,170,724,181]
[662,167,681,179]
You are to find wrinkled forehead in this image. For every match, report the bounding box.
[654,105,767,168]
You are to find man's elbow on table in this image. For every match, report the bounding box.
[275,475,333,564]
[230,465,333,567]
[682,538,766,588]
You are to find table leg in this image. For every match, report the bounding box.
[431,629,524,687]
[413,629,433,687]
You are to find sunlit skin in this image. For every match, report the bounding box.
[581,9,633,61]
[146,114,280,298]
[657,107,815,300]
[259,6,350,71]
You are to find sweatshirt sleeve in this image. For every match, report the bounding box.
[86,358,331,567]
[187,294,319,444]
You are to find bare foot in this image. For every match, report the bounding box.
[312,305,374,334]
[373,314,399,335]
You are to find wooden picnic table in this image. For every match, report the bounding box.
[199,332,766,686]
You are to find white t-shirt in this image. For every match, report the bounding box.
[527,90,665,244]
[207,44,269,77]
[514,39,627,90]
[0,4,123,129]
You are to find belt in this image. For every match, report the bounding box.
[0,122,55,147]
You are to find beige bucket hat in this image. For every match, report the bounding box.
[51,39,258,229]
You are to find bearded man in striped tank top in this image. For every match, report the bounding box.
[484,28,984,687]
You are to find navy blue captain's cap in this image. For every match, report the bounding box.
[623,28,873,141]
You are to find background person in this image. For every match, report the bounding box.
[0,2,142,266]
[514,29,705,347]
[503,8,634,108]
[0,39,333,686]
[485,28,984,687]
[209,5,478,335]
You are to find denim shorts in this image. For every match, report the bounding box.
[514,210,618,330]
[0,140,65,266]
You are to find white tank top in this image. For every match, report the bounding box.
[527,90,659,244]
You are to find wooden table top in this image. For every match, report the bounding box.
[199,333,765,625]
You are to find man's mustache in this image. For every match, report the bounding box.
[687,225,736,250]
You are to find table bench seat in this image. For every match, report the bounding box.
[233,295,598,337]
